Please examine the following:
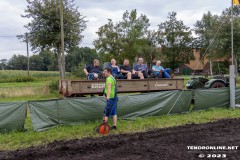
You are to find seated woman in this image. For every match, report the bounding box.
[110,58,124,79]
[150,60,174,78]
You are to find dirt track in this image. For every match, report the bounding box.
[0,118,240,160]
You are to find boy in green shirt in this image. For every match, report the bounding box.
[103,68,118,129]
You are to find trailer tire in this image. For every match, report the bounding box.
[210,81,226,88]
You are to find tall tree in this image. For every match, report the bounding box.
[21,0,87,78]
[193,11,220,59]
[194,7,240,74]
[94,9,151,63]
[157,12,194,69]
[216,7,240,63]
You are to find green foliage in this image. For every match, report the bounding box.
[49,80,59,93]
[194,6,240,71]
[1,76,34,83]
[0,70,69,82]
[65,47,99,73]
[7,55,28,70]
[22,0,87,52]
[70,61,86,78]
[212,61,229,74]
[0,59,7,70]
[157,12,194,69]
[94,9,156,64]
[21,0,87,78]
[193,11,220,59]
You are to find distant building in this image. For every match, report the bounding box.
[174,49,210,75]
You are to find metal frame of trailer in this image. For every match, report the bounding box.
[59,78,184,97]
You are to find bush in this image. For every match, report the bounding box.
[0,76,34,83]
[49,80,59,93]
[70,62,86,78]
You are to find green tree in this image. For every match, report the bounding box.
[157,12,194,69]
[193,11,220,59]
[0,59,7,70]
[29,54,44,71]
[214,6,240,59]
[39,49,57,71]
[194,7,240,74]
[21,0,87,78]
[94,9,151,63]
[7,55,28,70]
[65,47,98,77]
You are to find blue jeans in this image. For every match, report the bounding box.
[154,68,171,78]
[162,68,171,78]
[87,73,96,80]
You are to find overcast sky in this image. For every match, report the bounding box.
[0,0,231,60]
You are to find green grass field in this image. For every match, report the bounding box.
[0,81,61,102]
[0,71,240,151]
[0,70,61,79]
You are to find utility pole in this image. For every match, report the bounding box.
[230,0,235,108]
[60,0,65,79]
[26,33,30,76]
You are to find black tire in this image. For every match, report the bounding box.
[210,81,226,88]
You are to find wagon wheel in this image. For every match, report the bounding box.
[210,81,226,88]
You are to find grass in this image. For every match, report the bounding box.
[0,107,240,151]
[0,81,61,102]
[0,81,48,88]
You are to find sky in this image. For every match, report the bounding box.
[0,0,231,60]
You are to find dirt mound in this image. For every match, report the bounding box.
[1,118,240,160]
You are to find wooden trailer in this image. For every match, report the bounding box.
[59,78,184,97]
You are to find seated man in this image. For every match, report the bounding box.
[83,59,103,80]
[110,58,124,79]
[134,57,149,78]
[120,59,144,79]
[151,60,174,78]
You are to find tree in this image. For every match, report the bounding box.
[194,7,240,74]
[193,11,220,59]
[94,9,151,63]
[157,12,194,69]
[214,6,240,60]
[21,0,87,78]
[7,55,28,70]
[39,49,57,71]
[0,59,7,70]
[29,55,44,71]
[65,47,99,77]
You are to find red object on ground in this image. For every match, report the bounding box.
[98,123,110,135]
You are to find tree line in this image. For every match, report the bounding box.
[4,0,240,77]
[0,47,98,77]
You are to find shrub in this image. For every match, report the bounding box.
[49,80,59,93]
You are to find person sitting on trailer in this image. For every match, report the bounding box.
[83,59,103,80]
[150,60,174,78]
[110,58,124,79]
[120,59,144,79]
[134,57,149,78]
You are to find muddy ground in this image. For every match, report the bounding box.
[0,118,240,160]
